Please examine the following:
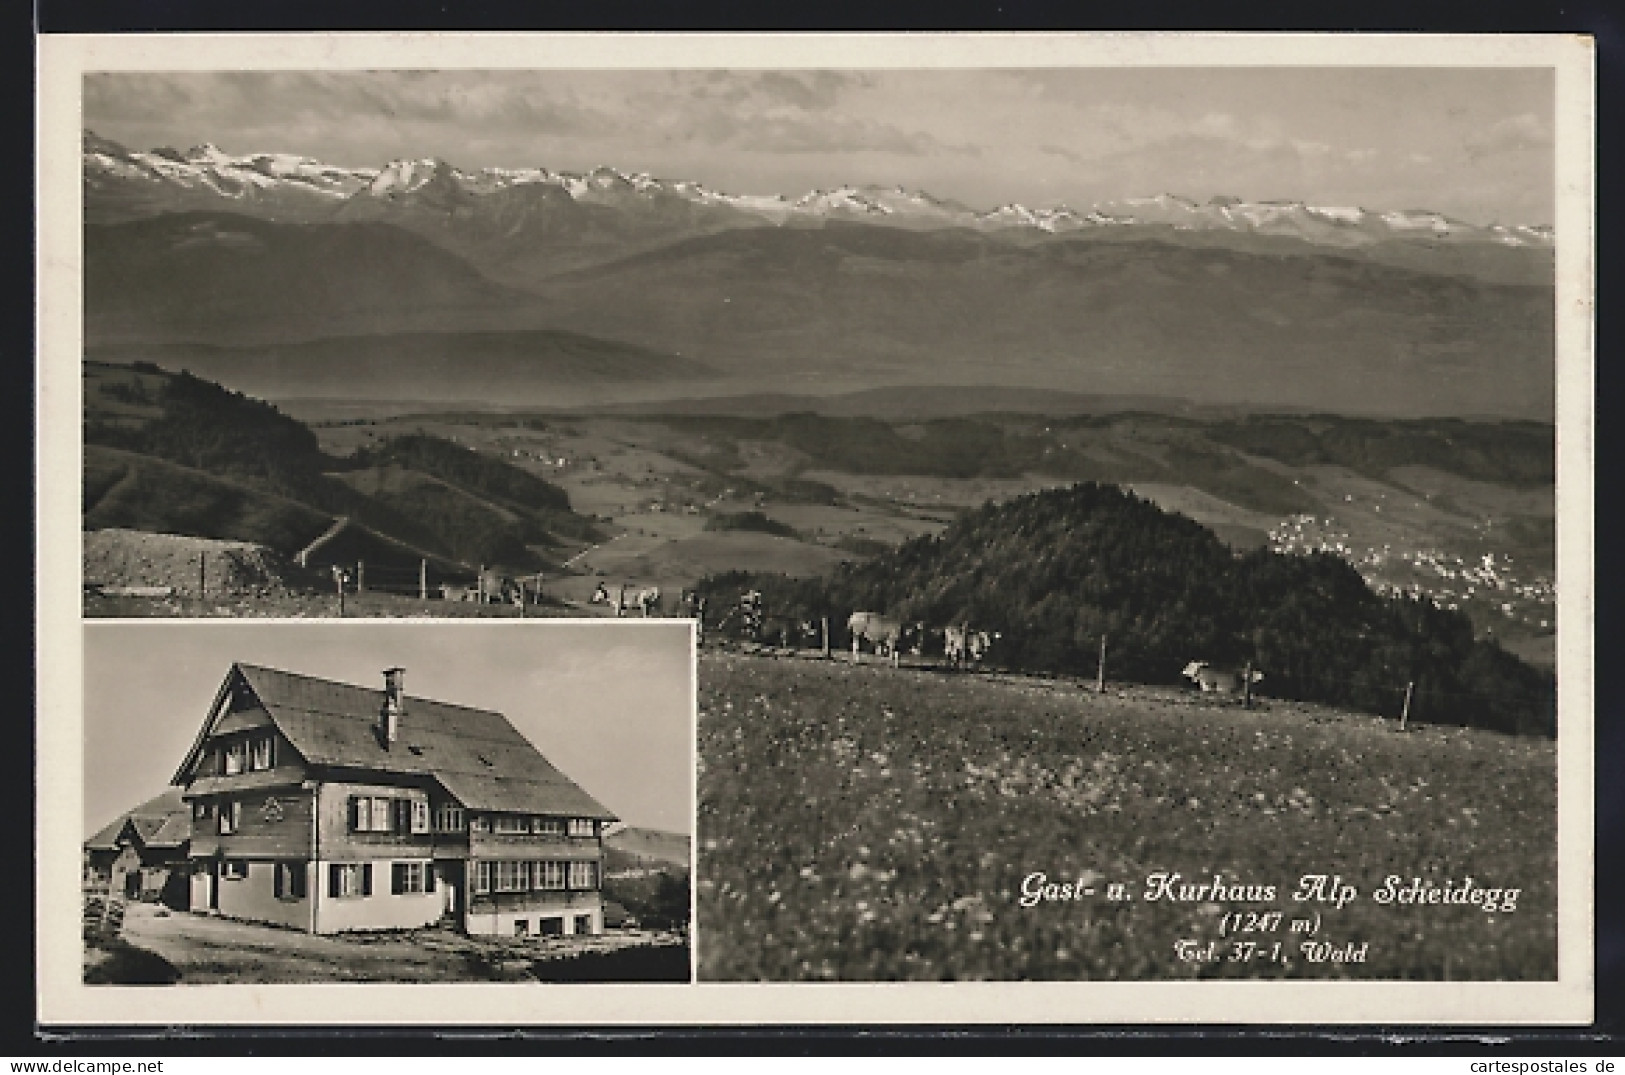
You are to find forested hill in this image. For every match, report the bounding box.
[699,482,1555,737]
[83,361,597,570]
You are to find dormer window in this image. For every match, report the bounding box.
[249,735,274,771]
[223,742,246,775]
[568,818,597,838]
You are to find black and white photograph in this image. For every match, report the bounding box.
[38,32,1593,1025]
[80,620,694,985]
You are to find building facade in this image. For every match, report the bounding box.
[83,788,192,906]
[172,663,616,937]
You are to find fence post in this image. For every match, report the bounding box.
[1400,681,1414,731]
[357,559,365,594]
[1097,634,1108,693]
[337,568,346,617]
[478,565,486,604]
[420,559,428,601]
[821,616,830,658]
[1242,660,1253,709]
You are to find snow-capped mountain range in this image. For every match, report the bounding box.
[83,130,1553,250]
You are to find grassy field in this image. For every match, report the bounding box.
[695,650,1556,981]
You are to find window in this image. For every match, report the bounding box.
[350,796,393,833]
[392,799,413,835]
[193,801,213,822]
[473,861,492,893]
[568,818,596,838]
[493,815,529,835]
[574,914,593,936]
[411,800,430,834]
[249,735,274,771]
[533,861,565,891]
[328,862,373,898]
[539,916,564,936]
[274,861,307,900]
[391,861,430,895]
[433,805,464,832]
[223,742,245,776]
[470,816,491,834]
[222,860,248,880]
[218,800,241,835]
[568,861,598,891]
[534,818,565,838]
[514,919,529,937]
[495,860,529,892]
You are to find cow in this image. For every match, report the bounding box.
[629,585,662,617]
[847,612,920,667]
[965,629,1000,667]
[592,582,661,617]
[440,582,479,603]
[943,625,969,668]
[1182,660,1264,695]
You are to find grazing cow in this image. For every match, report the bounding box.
[1182,660,1264,694]
[847,612,919,667]
[942,625,978,669]
[592,581,661,617]
[965,629,1000,667]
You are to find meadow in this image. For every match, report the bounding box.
[695,650,1556,981]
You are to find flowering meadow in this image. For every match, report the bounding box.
[696,651,1556,981]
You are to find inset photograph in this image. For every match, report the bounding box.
[81,620,693,984]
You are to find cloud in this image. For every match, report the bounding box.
[1039,143,1085,163]
[1464,112,1553,160]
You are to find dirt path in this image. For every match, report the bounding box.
[114,903,688,984]
[117,904,488,983]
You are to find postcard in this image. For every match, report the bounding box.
[37,31,1595,1026]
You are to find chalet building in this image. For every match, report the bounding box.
[172,663,617,937]
[83,788,191,905]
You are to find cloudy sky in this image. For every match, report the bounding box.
[83,621,693,838]
[84,67,1555,225]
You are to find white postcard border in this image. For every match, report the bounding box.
[37,31,1596,1027]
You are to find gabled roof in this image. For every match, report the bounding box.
[177,663,617,821]
[85,788,190,851]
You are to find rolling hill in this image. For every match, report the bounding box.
[83,361,603,576]
[531,224,1554,419]
[84,211,549,346]
[696,481,1554,736]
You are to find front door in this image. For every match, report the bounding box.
[436,862,461,919]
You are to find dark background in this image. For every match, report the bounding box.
[17,0,1621,1055]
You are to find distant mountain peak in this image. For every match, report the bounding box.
[82,129,1553,248]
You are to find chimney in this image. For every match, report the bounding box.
[380,667,405,747]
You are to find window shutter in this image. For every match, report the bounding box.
[274,863,284,899]
[329,864,341,898]
[425,863,436,892]
[362,863,373,896]
[390,863,403,895]
[348,796,360,831]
